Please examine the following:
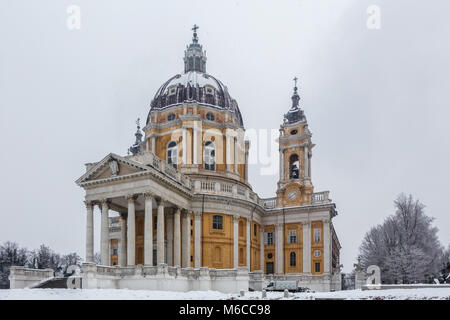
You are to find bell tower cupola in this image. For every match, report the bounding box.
[276,77,315,207]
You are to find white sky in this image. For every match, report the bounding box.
[0,0,449,273]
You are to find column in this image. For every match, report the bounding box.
[127,195,136,266]
[233,215,239,269]
[302,221,311,273]
[119,214,127,266]
[193,124,198,165]
[234,137,238,174]
[260,224,265,272]
[157,200,165,265]
[85,201,94,263]
[151,136,156,153]
[226,133,231,171]
[275,223,284,274]
[304,145,309,178]
[182,127,187,165]
[181,211,191,267]
[280,148,284,181]
[246,218,251,270]
[144,193,153,266]
[100,199,109,266]
[308,152,312,178]
[173,208,181,267]
[167,211,174,266]
[323,219,331,274]
[244,149,249,182]
[194,212,202,268]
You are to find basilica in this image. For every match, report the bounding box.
[74,26,342,292]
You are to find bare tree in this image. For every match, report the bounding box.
[358,194,444,284]
[0,241,29,288]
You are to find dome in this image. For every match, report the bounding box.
[147,26,243,127]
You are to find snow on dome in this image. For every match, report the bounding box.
[148,71,243,126]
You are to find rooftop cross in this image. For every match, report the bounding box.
[293,76,298,88]
[191,24,199,43]
[136,117,140,129]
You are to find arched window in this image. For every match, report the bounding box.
[289,154,299,179]
[290,252,296,267]
[167,141,178,169]
[167,113,175,121]
[195,57,200,71]
[206,112,215,121]
[204,141,215,171]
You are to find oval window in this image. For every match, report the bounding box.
[290,129,298,135]
[206,112,215,121]
[267,253,273,259]
[167,113,175,121]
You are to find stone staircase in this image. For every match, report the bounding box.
[32,277,69,289]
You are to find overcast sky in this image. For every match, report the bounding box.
[1,0,449,273]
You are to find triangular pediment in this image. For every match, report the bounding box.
[76,153,149,185]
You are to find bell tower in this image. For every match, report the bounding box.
[276,78,315,207]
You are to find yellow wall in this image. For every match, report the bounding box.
[201,213,233,269]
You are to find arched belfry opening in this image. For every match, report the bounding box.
[289,154,299,179]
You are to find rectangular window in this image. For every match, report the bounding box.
[315,262,321,273]
[265,232,274,245]
[288,230,297,244]
[212,215,223,230]
[314,228,321,243]
[254,224,257,237]
[154,216,157,229]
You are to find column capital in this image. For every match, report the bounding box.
[126,194,137,201]
[181,210,191,217]
[194,211,202,219]
[143,192,155,200]
[100,198,109,205]
[233,214,241,222]
[84,200,93,209]
[302,220,311,227]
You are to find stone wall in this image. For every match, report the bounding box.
[81,263,249,293]
[9,266,54,289]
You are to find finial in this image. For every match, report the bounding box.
[192,24,199,43]
[136,117,140,129]
[293,76,298,89]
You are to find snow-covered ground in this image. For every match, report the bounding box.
[0,288,449,300]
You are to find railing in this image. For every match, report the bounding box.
[201,181,215,191]
[311,191,330,204]
[142,266,157,276]
[9,266,54,278]
[220,183,233,193]
[262,197,277,209]
[128,151,191,189]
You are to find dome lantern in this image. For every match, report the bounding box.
[184,24,207,73]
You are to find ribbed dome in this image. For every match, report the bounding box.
[147,26,243,127]
[148,71,243,127]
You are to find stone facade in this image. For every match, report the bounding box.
[72,27,342,292]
